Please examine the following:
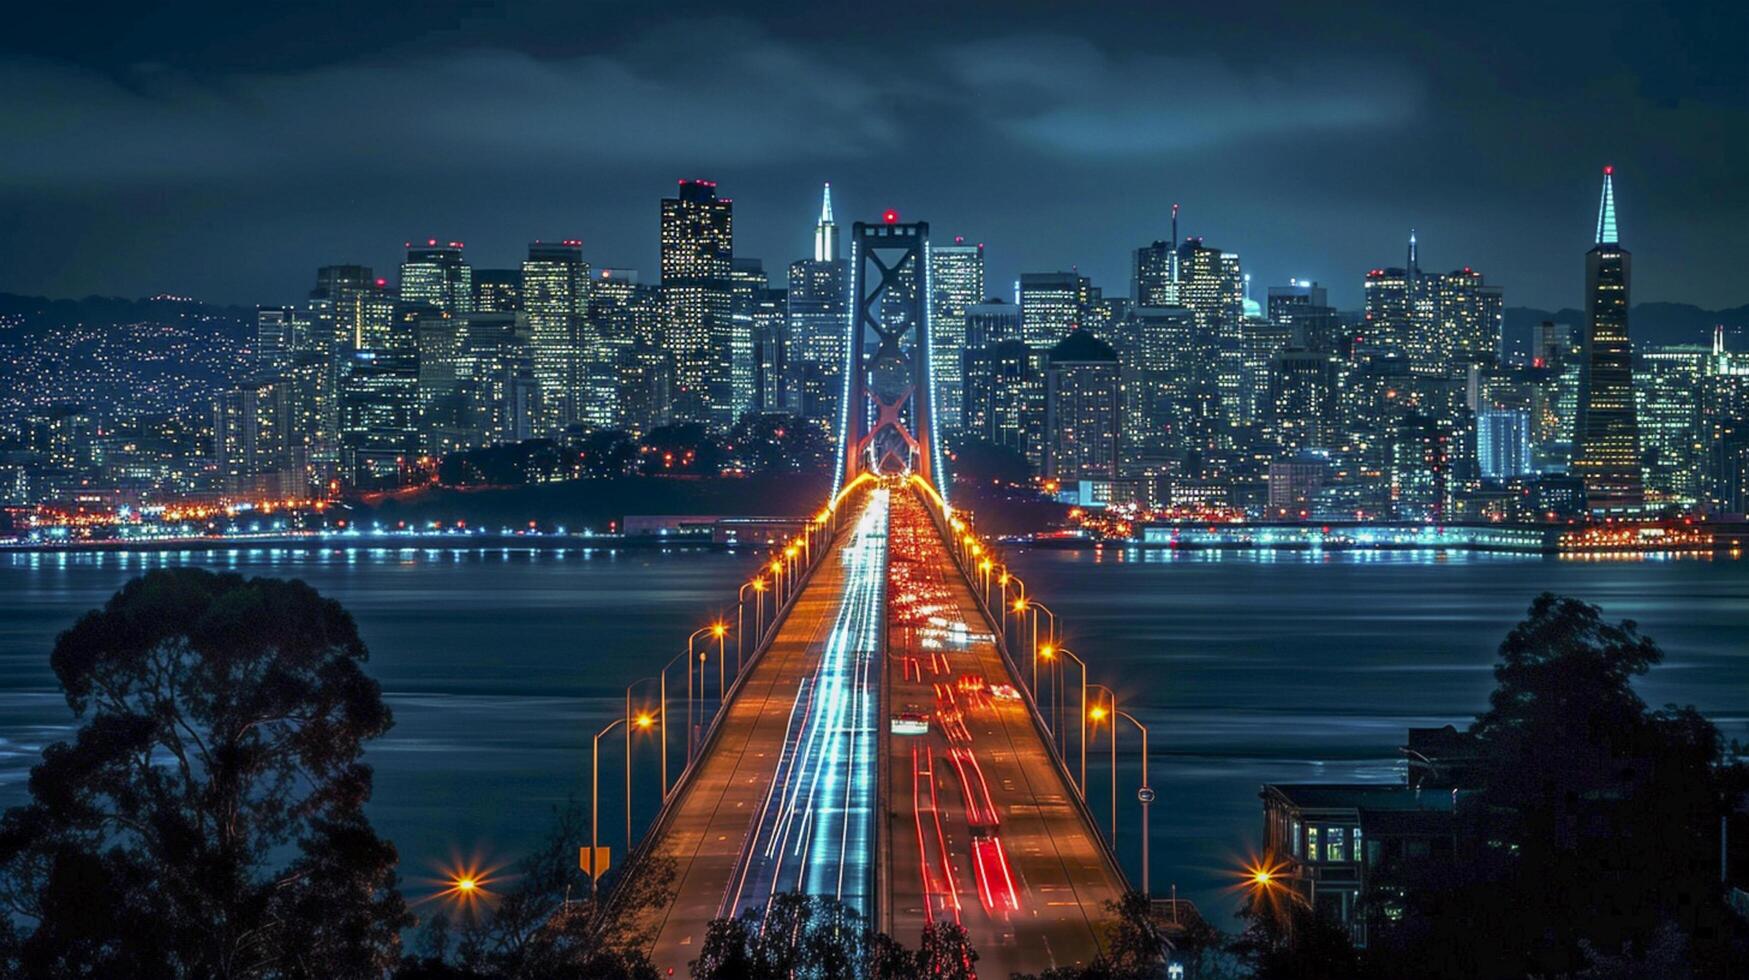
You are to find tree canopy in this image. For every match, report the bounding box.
[0,568,408,979]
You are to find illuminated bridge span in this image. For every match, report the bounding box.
[616,217,1136,977]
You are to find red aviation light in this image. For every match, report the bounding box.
[883,209,900,224]
[1603,164,1613,175]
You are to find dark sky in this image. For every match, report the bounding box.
[3,1,1745,310]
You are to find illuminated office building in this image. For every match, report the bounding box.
[522,241,592,430]
[399,241,474,314]
[1018,272,1090,350]
[1570,167,1643,513]
[660,179,735,429]
[929,238,984,433]
[473,268,521,313]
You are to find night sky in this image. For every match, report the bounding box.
[3,1,1744,310]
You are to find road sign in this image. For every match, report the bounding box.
[580,846,611,876]
[1137,786,1156,805]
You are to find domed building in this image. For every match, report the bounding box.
[1044,330,1121,481]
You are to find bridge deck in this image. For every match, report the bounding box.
[635,485,1124,973]
[881,489,1124,975]
[638,490,887,975]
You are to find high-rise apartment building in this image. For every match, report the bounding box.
[1045,331,1122,480]
[660,179,735,429]
[929,239,984,434]
[1571,167,1643,513]
[400,241,474,314]
[522,241,592,430]
[1435,268,1505,367]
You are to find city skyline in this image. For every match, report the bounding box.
[2,3,1745,310]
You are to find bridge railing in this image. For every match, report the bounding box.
[599,476,879,918]
[905,475,1139,896]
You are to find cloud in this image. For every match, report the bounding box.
[941,35,1420,155]
[0,21,904,188]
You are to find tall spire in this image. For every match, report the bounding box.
[1170,202,1181,284]
[1408,228,1418,274]
[1595,165,1619,245]
[813,181,839,261]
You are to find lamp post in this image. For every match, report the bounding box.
[1054,646,1090,796]
[1116,706,1153,896]
[738,578,769,671]
[588,716,624,899]
[628,676,661,809]
[1017,599,1057,701]
[1089,684,1118,845]
[684,625,724,758]
[657,648,691,797]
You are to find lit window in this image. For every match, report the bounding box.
[1306,827,1319,863]
[1327,827,1347,863]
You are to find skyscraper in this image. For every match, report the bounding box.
[660,179,735,429]
[522,241,592,431]
[728,258,769,420]
[1044,330,1121,480]
[1571,167,1643,513]
[787,189,850,432]
[929,239,984,434]
[1018,272,1090,350]
[255,306,309,375]
[399,241,474,314]
[814,182,839,262]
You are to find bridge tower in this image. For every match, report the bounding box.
[834,213,946,499]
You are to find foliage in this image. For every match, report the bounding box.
[688,895,984,980]
[725,414,833,474]
[438,439,573,486]
[394,801,667,979]
[946,437,1033,488]
[638,423,725,475]
[1229,896,1367,980]
[1369,593,1749,976]
[0,568,408,978]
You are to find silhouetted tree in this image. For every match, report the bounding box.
[393,802,667,979]
[947,437,1032,488]
[639,423,725,475]
[0,568,408,979]
[1101,890,1169,975]
[1373,593,1749,976]
[725,414,832,474]
[572,430,639,478]
[1229,897,1367,980]
[915,920,978,979]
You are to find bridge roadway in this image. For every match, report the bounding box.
[882,489,1124,976]
[635,485,1125,974]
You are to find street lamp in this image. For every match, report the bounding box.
[685,624,726,758]
[628,676,663,802]
[588,715,625,899]
[589,706,657,896]
[1018,599,1057,699]
[1242,855,1314,937]
[737,578,767,670]
[1053,646,1091,796]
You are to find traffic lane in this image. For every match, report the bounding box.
[928,520,1124,972]
[640,505,866,974]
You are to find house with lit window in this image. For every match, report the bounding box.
[1259,727,1473,945]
